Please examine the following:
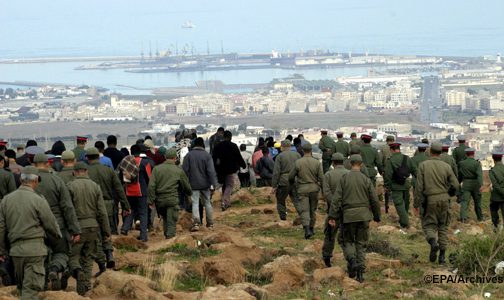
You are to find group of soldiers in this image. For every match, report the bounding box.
[0,136,190,299]
[273,131,504,283]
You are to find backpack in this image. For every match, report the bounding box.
[392,155,410,185]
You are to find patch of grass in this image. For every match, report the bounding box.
[115,244,138,253]
[157,243,221,261]
[174,270,207,292]
[452,232,504,276]
[122,265,137,274]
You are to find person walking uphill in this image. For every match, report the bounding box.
[384,143,416,229]
[0,167,62,300]
[414,143,459,264]
[321,153,349,267]
[212,131,246,211]
[359,134,383,184]
[66,162,110,296]
[328,154,380,283]
[182,138,217,231]
[289,142,324,239]
[272,140,301,221]
[458,148,483,222]
[319,130,337,173]
[148,149,192,239]
[489,151,504,232]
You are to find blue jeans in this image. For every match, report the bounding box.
[121,196,148,240]
[191,190,213,226]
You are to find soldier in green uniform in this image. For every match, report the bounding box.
[334,131,350,158]
[67,162,110,295]
[32,153,81,290]
[343,145,369,177]
[289,142,324,239]
[359,134,383,184]
[148,149,192,239]
[489,151,504,232]
[0,153,16,199]
[57,151,76,184]
[0,167,62,300]
[440,144,458,178]
[319,130,337,173]
[379,136,395,212]
[414,138,431,157]
[384,143,416,228]
[411,143,429,188]
[272,140,301,221]
[452,135,468,164]
[321,153,349,267]
[458,148,483,222]
[86,147,130,271]
[349,133,361,147]
[414,143,459,264]
[328,154,380,282]
[72,136,87,162]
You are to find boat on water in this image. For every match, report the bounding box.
[182,21,196,29]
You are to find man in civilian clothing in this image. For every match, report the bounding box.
[209,127,224,155]
[103,135,125,170]
[120,145,154,242]
[255,147,274,187]
[183,138,218,231]
[212,131,246,211]
[239,144,252,188]
[94,141,114,169]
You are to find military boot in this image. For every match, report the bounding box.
[95,263,107,277]
[356,269,365,283]
[0,265,13,287]
[347,258,357,279]
[309,226,315,236]
[304,226,313,239]
[323,257,331,268]
[48,267,61,291]
[76,270,88,296]
[428,238,439,263]
[105,250,115,269]
[438,249,446,264]
[60,270,71,290]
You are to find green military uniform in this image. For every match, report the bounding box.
[321,154,349,264]
[384,151,417,228]
[0,180,62,300]
[67,167,110,296]
[72,146,85,162]
[457,151,483,221]
[489,154,504,229]
[57,166,75,184]
[334,137,350,158]
[331,155,380,281]
[414,147,459,263]
[440,153,458,178]
[34,166,80,280]
[0,169,16,200]
[452,144,468,165]
[319,134,337,173]
[148,154,192,239]
[272,147,301,220]
[344,145,369,177]
[411,147,428,186]
[87,158,129,267]
[289,143,324,238]
[360,143,382,183]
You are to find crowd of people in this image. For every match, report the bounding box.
[0,127,502,298]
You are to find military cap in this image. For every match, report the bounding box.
[350,145,361,154]
[74,162,88,171]
[0,140,7,147]
[26,146,45,155]
[22,166,40,177]
[457,135,466,141]
[331,153,345,161]
[350,132,357,137]
[274,142,281,148]
[85,147,100,156]
[144,139,155,149]
[61,150,75,160]
[492,151,503,159]
[336,131,344,137]
[350,154,363,163]
[386,135,395,142]
[281,139,291,147]
[465,147,475,154]
[417,143,428,149]
[320,130,328,134]
[389,142,401,148]
[430,142,442,152]
[33,153,48,163]
[76,136,88,143]
[165,148,177,159]
[157,146,167,155]
[361,134,372,141]
[302,142,312,152]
